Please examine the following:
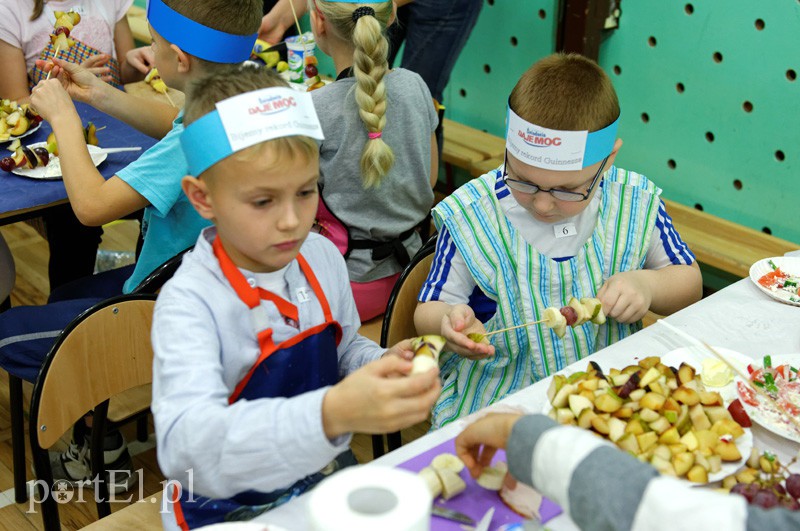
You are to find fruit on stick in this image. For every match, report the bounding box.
[46,131,59,156]
[50,10,80,51]
[276,61,289,73]
[144,68,171,95]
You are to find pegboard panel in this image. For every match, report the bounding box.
[598,1,800,243]
[442,0,559,137]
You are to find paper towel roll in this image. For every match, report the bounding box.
[308,465,431,531]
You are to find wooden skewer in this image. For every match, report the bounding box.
[163,90,176,108]
[482,319,547,339]
[657,319,800,434]
[45,46,61,80]
[287,0,306,45]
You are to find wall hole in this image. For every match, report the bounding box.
[538,9,546,19]
[694,203,703,211]
[775,150,785,161]
[648,36,657,47]
[705,131,715,142]
[762,227,772,235]
[510,36,518,46]
[459,88,467,98]
[641,112,650,123]
[483,64,491,74]
[742,101,753,113]
[487,0,494,5]
[787,69,797,82]
[755,19,765,30]
[613,65,622,75]
[685,4,694,14]
[733,179,742,190]
[713,51,723,63]
[667,159,676,169]
[676,82,685,93]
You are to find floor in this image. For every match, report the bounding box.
[0,220,431,529]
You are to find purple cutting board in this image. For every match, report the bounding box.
[397,439,562,530]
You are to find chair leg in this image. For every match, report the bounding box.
[386,431,403,452]
[9,375,28,503]
[136,414,148,442]
[0,296,10,312]
[91,401,112,519]
[371,434,385,460]
[31,440,60,531]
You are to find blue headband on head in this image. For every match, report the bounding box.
[506,103,619,171]
[147,0,257,63]
[181,87,324,176]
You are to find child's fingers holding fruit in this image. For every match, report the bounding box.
[597,270,653,323]
[442,304,495,360]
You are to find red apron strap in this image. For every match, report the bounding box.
[212,237,260,309]
[257,288,299,323]
[296,254,334,322]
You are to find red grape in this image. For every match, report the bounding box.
[54,26,70,37]
[559,306,577,326]
[304,64,318,78]
[730,482,759,502]
[0,157,15,172]
[33,147,49,166]
[753,489,779,509]
[786,474,800,499]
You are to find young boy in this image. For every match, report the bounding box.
[415,53,702,428]
[0,0,263,488]
[152,65,440,530]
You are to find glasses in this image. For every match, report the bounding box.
[502,152,608,202]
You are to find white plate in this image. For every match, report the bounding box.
[735,353,800,444]
[749,256,800,307]
[1,121,41,143]
[10,142,107,180]
[543,347,754,483]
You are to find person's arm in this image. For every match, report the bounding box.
[259,0,309,43]
[41,57,178,138]
[113,16,144,83]
[30,79,148,225]
[0,40,33,103]
[429,133,438,187]
[457,414,781,531]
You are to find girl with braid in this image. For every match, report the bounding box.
[308,0,438,321]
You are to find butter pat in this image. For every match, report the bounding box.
[701,358,733,387]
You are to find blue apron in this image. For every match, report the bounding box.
[173,237,354,529]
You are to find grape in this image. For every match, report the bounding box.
[0,157,15,172]
[560,306,578,326]
[786,474,800,499]
[305,64,318,78]
[772,483,787,496]
[752,489,779,509]
[33,147,49,166]
[54,26,70,37]
[780,497,800,510]
[731,482,759,502]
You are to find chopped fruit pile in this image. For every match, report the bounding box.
[547,356,748,482]
[723,448,800,510]
[51,10,81,51]
[251,39,288,72]
[0,100,43,141]
[757,260,800,303]
[0,124,98,172]
[144,68,169,96]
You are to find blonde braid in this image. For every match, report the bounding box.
[352,14,393,187]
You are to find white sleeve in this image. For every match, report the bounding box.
[152,281,349,499]
[644,200,696,270]
[417,225,477,305]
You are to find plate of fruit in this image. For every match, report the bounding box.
[750,257,800,306]
[543,350,753,484]
[736,354,800,443]
[0,100,43,143]
[2,141,106,180]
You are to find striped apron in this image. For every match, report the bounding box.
[430,166,661,427]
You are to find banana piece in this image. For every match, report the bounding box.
[410,335,445,375]
[543,307,567,338]
[418,466,442,497]
[476,461,508,491]
[430,452,465,474]
[433,467,466,500]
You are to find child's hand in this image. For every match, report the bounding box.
[455,413,523,479]
[35,57,106,104]
[30,79,79,126]
[382,339,415,363]
[322,355,440,438]
[597,271,653,323]
[126,46,155,75]
[81,54,112,83]
[442,304,495,360]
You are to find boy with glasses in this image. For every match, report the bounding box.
[415,53,702,428]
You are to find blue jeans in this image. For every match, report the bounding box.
[387,0,484,103]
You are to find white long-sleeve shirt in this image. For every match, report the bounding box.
[152,228,383,503]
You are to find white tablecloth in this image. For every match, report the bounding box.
[256,277,800,529]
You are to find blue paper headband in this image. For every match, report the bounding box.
[506,102,619,171]
[147,0,257,63]
[181,87,324,176]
